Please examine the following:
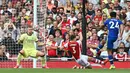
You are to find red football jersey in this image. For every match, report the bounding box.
[115,52,127,61]
[67,41,81,60]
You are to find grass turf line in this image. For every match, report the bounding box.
[0,69,130,73]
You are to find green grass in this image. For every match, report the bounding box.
[0,69,130,73]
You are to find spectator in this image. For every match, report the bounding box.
[70,0,79,6]
[49,20,59,36]
[46,17,53,34]
[54,29,63,46]
[0,20,4,42]
[15,1,22,14]
[0,0,130,62]
[87,3,95,17]
[0,0,2,6]
[58,7,65,16]
[60,14,70,34]
[113,42,128,61]
[3,20,19,41]
[59,0,67,6]
[63,25,71,38]
[1,33,16,55]
[1,5,12,16]
[87,33,99,57]
[73,28,80,36]
[51,7,57,20]
[74,22,82,32]
[64,0,72,15]
[59,33,72,57]
[74,2,82,14]
[126,8,130,21]
[94,9,102,22]
[73,13,82,27]
[56,15,62,26]
[86,23,93,39]
[122,24,130,51]
[48,12,53,19]
[68,29,74,36]
[93,18,100,27]
[98,14,108,37]
[7,1,13,13]
[46,35,58,57]
[0,45,9,61]
[127,35,130,55]
[114,0,122,10]
[47,0,54,12]
[68,10,77,25]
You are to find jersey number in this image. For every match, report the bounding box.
[72,47,76,54]
[109,21,119,29]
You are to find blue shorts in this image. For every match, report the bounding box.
[107,37,117,49]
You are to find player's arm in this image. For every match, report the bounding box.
[34,35,46,46]
[119,24,124,38]
[99,19,108,29]
[37,41,46,46]
[18,34,25,44]
[18,39,23,44]
[36,39,47,46]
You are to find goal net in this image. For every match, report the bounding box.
[0,0,47,68]
[35,0,47,68]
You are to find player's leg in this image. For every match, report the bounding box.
[95,39,106,53]
[88,56,108,65]
[14,49,26,68]
[107,38,117,69]
[30,50,48,68]
[79,55,92,69]
[35,51,49,68]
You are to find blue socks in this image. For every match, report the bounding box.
[96,44,103,52]
[108,55,114,65]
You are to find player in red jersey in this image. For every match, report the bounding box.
[61,35,108,69]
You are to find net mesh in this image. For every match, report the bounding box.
[36,0,47,68]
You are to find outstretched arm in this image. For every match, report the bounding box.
[37,42,46,46]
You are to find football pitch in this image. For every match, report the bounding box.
[0,69,130,73]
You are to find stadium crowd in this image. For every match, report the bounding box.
[0,0,130,62]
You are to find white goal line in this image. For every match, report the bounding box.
[8,57,130,61]
[8,57,73,61]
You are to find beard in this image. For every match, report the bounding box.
[28,32,33,36]
[8,28,13,31]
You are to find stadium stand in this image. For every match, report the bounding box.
[0,0,130,68]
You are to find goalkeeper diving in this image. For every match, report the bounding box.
[14,26,48,68]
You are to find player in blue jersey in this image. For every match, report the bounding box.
[95,12,124,69]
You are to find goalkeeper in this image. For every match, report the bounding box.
[14,26,48,68]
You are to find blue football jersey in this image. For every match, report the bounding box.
[104,18,123,38]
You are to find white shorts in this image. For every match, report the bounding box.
[76,55,90,67]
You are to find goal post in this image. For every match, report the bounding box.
[33,0,37,68]
[33,0,47,68]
